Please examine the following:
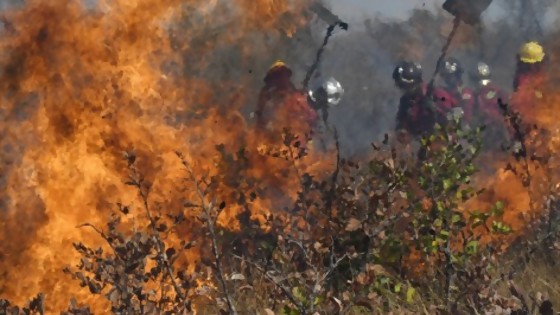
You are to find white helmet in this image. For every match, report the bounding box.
[308,77,344,107]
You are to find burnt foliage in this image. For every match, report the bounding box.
[5,106,560,314]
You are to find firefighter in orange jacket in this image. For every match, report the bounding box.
[510,41,547,122]
[255,60,319,143]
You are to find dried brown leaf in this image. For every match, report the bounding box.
[368,264,390,276]
[230,273,245,281]
[356,272,369,285]
[345,218,362,232]
[342,291,351,302]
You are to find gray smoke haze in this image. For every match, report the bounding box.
[171,0,559,157]
[282,0,560,156]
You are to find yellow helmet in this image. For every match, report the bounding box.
[269,59,287,70]
[518,41,545,64]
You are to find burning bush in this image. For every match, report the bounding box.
[0,0,559,314]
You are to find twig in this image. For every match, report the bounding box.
[126,164,188,307]
[443,238,456,312]
[233,254,305,314]
[177,152,238,315]
[76,222,120,256]
[301,16,348,90]
[76,223,105,238]
[309,252,348,314]
[499,99,538,213]
[508,280,530,313]
[325,127,341,217]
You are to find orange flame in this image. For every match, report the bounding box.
[0,0,310,312]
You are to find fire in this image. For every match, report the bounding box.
[0,0,310,312]
[0,0,557,312]
[467,65,560,246]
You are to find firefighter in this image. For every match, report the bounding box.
[436,57,476,122]
[513,41,546,92]
[471,61,509,145]
[393,61,437,139]
[255,60,319,145]
[472,62,506,125]
[510,41,547,121]
[255,60,296,130]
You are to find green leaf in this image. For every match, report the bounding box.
[406,286,416,303]
[313,296,323,306]
[492,221,512,234]
[492,201,505,216]
[471,219,483,229]
[495,201,504,210]
[394,282,402,293]
[292,286,306,304]
[281,305,300,315]
[443,179,452,191]
[451,254,459,263]
[466,240,478,255]
[452,214,462,224]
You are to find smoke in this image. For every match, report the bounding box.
[275,0,560,156]
[123,0,557,157]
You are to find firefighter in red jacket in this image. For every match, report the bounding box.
[471,61,509,144]
[436,57,476,122]
[510,41,547,122]
[393,61,437,139]
[255,60,319,144]
[472,61,506,125]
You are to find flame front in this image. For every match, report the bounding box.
[0,0,310,312]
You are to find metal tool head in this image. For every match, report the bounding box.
[442,0,494,25]
[308,77,344,107]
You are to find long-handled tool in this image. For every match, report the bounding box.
[303,2,348,91]
[426,0,496,99]
[304,2,348,151]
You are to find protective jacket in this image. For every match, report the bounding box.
[396,83,437,136]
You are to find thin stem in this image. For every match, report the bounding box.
[178,152,238,315]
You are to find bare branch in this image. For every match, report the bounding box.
[177,151,238,315]
[232,254,306,314]
[127,161,188,306]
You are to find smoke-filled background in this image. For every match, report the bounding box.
[146,0,560,156]
[0,0,559,312]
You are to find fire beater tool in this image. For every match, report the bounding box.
[303,2,348,151]
[425,0,495,101]
[303,1,348,93]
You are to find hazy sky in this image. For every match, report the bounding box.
[326,0,437,19]
[326,0,560,32]
[324,0,507,21]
